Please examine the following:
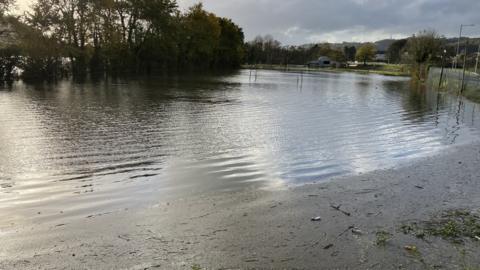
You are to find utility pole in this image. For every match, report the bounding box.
[438,50,446,91]
[461,40,469,93]
[475,44,480,74]
[455,24,475,69]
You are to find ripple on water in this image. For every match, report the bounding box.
[0,70,479,225]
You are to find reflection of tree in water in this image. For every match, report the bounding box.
[447,98,464,144]
[355,78,372,90]
[381,78,480,144]
[382,79,408,90]
[406,83,466,144]
[405,86,429,120]
[382,80,431,123]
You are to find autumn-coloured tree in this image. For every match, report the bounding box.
[356,43,377,65]
[406,30,442,80]
[16,0,245,81]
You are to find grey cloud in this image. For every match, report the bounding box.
[178,0,480,44]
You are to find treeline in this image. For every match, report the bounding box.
[384,31,471,80]
[244,31,475,81]
[244,35,357,65]
[0,0,474,84]
[0,0,245,82]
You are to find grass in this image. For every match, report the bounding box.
[435,220,462,238]
[375,231,393,246]
[401,210,480,243]
[242,63,411,77]
[400,223,426,239]
[463,86,480,103]
[427,210,480,240]
[344,64,411,77]
[428,68,480,103]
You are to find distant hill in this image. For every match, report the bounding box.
[374,39,396,51]
[444,37,480,46]
[302,37,479,52]
[313,39,395,52]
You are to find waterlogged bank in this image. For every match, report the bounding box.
[428,67,480,103]
[243,64,411,77]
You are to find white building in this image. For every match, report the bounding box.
[307,56,338,68]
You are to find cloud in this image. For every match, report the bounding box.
[16,0,480,44]
[177,0,480,45]
[306,26,406,44]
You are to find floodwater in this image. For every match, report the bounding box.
[1,70,479,226]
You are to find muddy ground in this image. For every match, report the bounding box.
[1,143,480,269]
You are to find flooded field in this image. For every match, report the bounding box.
[1,70,479,226]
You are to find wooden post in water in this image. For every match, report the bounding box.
[300,71,304,89]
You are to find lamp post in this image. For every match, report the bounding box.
[455,24,475,69]
[475,44,480,74]
[438,49,447,90]
[461,40,469,93]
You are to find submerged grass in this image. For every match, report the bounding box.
[427,68,480,103]
[242,64,411,77]
[463,86,480,103]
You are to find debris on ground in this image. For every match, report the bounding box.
[311,216,322,222]
[338,225,355,237]
[330,204,351,216]
[404,245,418,252]
[323,244,334,250]
[351,228,363,235]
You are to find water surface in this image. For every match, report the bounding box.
[1,70,479,226]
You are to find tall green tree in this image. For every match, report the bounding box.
[180,3,221,68]
[11,17,64,81]
[112,0,178,72]
[26,0,94,79]
[216,17,244,68]
[2,0,246,81]
[0,0,21,83]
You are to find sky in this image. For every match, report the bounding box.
[15,0,480,45]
